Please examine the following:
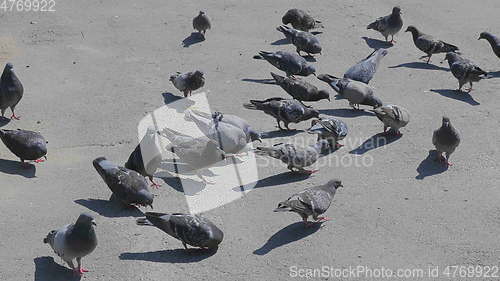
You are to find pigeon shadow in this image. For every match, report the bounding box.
[261,129,304,139]
[119,248,217,263]
[241,78,276,85]
[0,159,36,178]
[388,62,449,71]
[350,133,402,154]
[161,92,195,113]
[234,171,310,192]
[319,108,374,118]
[310,31,323,35]
[361,37,393,49]
[34,256,81,281]
[488,71,500,78]
[74,197,144,218]
[156,172,207,196]
[253,221,323,255]
[182,32,205,47]
[429,89,480,106]
[0,116,10,127]
[271,38,290,45]
[416,150,449,180]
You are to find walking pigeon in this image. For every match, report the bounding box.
[0,63,23,120]
[432,116,460,166]
[371,104,410,135]
[193,11,211,37]
[271,72,330,102]
[93,157,154,208]
[170,70,205,97]
[405,26,459,63]
[443,52,488,92]
[274,179,343,225]
[281,9,323,32]
[253,51,316,77]
[136,212,223,250]
[43,213,97,275]
[344,48,388,84]
[243,97,319,130]
[276,25,322,56]
[125,129,162,188]
[367,6,403,43]
[317,74,383,109]
[0,129,47,165]
[478,32,500,59]
[308,117,348,149]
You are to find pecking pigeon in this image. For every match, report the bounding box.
[344,48,388,84]
[371,104,410,135]
[308,117,348,149]
[271,72,330,102]
[276,25,322,56]
[0,129,47,165]
[443,52,488,92]
[281,9,323,32]
[0,63,23,120]
[253,51,316,77]
[478,32,500,59]
[405,26,459,63]
[367,6,403,43]
[432,116,460,166]
[170,70,205,97]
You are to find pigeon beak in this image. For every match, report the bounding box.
[477,36,481,40]
[312,73,317,77]
[327,97,331,102]
[91,220,97,226]
[149,204,154,209]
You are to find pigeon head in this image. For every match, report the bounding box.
[405,26,420,37]
[478,32,492,41]
[444,52,459,62]
[301,64,316,76]
[392,6,402,15]
[5,63,13,70]
[442,116,451,127]
[136,189,154,208]
[193,70,204,78]
[316,74,342,92]
[318,89,331,101]
[281,11,294,25]
[310,43,322,55]
[75,213,97,228]
[211,111,223,122]
[199,11,205,15]
[326,179,343,190]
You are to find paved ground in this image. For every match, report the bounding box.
[1,0,500,280]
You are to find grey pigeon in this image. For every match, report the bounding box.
[185,110,248,154]
[432,116,460,166]
[274,179,343,225]
[243,97,319,130]
[93,157,154,208]
[443,52,488,92]
[308,117,348,149]
[136,212,223,250]
[281,9,323,32]
[43,213,97,275]
[170,70,205,97]
[344,48,388,84]
[478,32,500,59]
[0,129,47,165]
[370,104,410,135]
[254,139,328,174]
[0,63,23,120]
[276,25,322,56]
[253,51,316,77]
[125,129,162,188]
[405,26,459,63]
[193,11,211,37]
[317,74,383,110]
[271,72,330,102]
[367,6,403,43]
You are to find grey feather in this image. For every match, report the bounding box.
[405,26,459,63]
[0,63,23,119]
[281,9,322,32]
[0,129,47,163]
[478,32,500,59]
[307,117,348,148]
[125,129,162,185]
[271,72,330,102]
[444,52,488,92]
[253,51,316,77]
[371,104,410,134]
[276,25,322,55]
[344,48,388,84]
[193,11,211,35]
[367,6,403,42]
[432,116,460,165]
[169,70,205,97]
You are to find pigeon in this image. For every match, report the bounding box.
[270,72,330,103]
[93,157,154,208]
[254,139,328,174]
[43,213,97,275]
[243,97,319,130]
[274,179,343,225]
[276,25,322,56]
[125,129,162,188]
[367,6,403,43]
[0,63,23,120]
[432,116,460,166]
[443,52,488,92]
[405,26,459,63]
[136,212,223,250]
[0,129,47,165]
[193,11,211,37]
[344,48,388,84]
[478,32,500,59]
[170,70,205,97]
[307,117,348,149]
[253,51,316,77]
[317,74,383,110]
[370,104,410,135]
[281,9,323,32]
[184,110,248,154]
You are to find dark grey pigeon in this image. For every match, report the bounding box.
[0,63,23,120]
[193,11,211,37]
[371,104,410,135]
[344,48,388,84]
[253,51,316,77]
[478,32,500,59]
[136,212,223,250]
[276,25,322,56]
[93,157,154,208]
[271,72,330,102]
[274,179,343,225]
[0,129,47,165]
[443,52,488,92]
[307,117,348,149]
[317,74,383,110]
[367,6,403,43]
[405,26,459,63]
[243,97,319,130]
[170,70,205,97]
[432,116,460,166]
[254,139,328,174]
[43,213,97,275]
[282,9,323,32]
[125,129,162,188]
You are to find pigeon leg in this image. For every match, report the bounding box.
[335,142,344,148]
[66,260,77,274]
[277,120,284,130]
[76,257,89,275]
[182,241,188,250]
[148,176,161,188]
[196,171,215,185]
[382,125,389,135]
[298,168,318,175]
[389,35,396,43]
[33,158,45,163]
[466,82,473,92]
[20,160,31,169]
[10,110,20,120]
[302,216,312,227]
[285,123,292,130]
[316,216,331,222]
[426,54,432,64]
[445,153,453,166]
[183,90,189,97]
